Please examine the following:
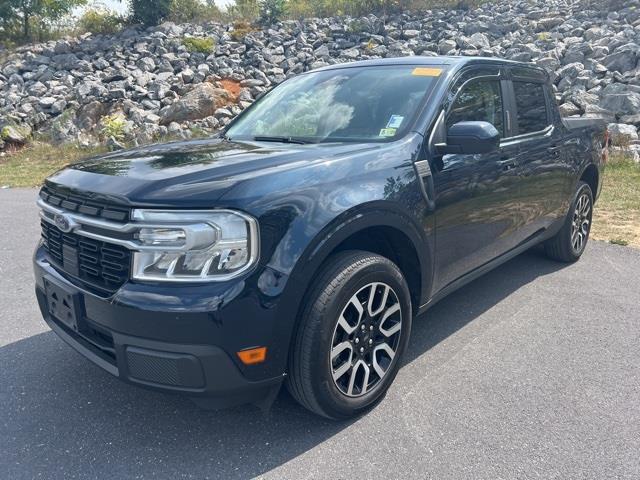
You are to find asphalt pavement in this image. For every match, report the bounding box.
[1,188,639,479]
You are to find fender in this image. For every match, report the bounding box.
[263,200,434,376]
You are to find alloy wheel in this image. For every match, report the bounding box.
[571,192,591,254]
[329,282,402,397]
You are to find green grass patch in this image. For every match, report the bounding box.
[610,238,629,246]
[591,155,640,248]
[182,37,215,54]
[0,143,106,188]
[1,143,639,249]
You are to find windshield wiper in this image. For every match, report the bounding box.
[252,136,313,145]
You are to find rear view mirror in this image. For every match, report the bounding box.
[436,121,500,155]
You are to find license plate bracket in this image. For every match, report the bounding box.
[44,275,83,331]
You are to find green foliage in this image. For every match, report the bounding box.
[0,0,87,44]
[610,238,629,246]
[1,126,12,141]
[100,113,127,142]
[131,0,172,26]
[347,19,366,33]
[258,0,287,25]
[188,126,211,138]
[230,20,258,40]
[77,8,126,35]
[167,0,224,24]
[537,31,551,41]
[227,0,260,20]
[287,0,409,17]
[182,36,215,53]
[260,0,481,20]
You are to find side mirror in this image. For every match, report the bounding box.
[435,121,500,155]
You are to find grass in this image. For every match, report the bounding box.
[182,37,215,54]
[591,155,640,248]
[0,143,106,188]
[1,143,639,248]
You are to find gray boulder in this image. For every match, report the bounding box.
[159,83,232,125]
[438,39,456,54]
[600,85,640,118]
[76,101,108,131]
[607,123,639,145]
[468,32,490,49]
[559,102,581,116]
[620,114,640,127]
[1,123,32,144]
[602,44,639,74]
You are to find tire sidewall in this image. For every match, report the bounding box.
[306,258,412,418]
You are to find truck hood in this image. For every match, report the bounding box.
[46,138,386,207]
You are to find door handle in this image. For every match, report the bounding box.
[547,145,561,157]
[498,158,517,171]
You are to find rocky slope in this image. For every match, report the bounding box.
[0,0,639,155]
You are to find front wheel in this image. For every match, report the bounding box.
[286,251,412,419]
[544,181,594,262]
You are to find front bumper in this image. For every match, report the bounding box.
[34,246,283,408]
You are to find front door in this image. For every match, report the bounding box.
[430,75,521,291]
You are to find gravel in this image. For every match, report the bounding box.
[0,0,640,157]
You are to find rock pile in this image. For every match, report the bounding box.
[0,0,639,157]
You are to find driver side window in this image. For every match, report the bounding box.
[446,78,504,137]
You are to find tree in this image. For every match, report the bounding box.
[0,0,87,42]
[258,0,287,25]
[130,0,172,26]
[228,0,259,20]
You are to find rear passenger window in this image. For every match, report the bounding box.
[513,82,549,134]
[447,78,504,137]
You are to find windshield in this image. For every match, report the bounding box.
[225,65,443,143]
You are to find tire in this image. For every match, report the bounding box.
[286,251,412,419]
[544,181,594,262]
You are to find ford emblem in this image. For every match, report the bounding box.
[54,213,73,233]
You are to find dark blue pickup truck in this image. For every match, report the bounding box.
[34,57,607,418]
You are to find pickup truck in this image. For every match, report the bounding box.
[34,57,607,419]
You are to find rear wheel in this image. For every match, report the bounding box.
[286,251,412,419]
[544,181,593,262]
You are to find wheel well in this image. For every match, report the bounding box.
[580,164,599,199]
[330,226,422,314]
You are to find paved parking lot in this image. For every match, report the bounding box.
[1,188,639,479]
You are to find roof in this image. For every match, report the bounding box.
[317,55,543,71]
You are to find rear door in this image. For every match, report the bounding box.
[429,67,521,291]
[506,68,572,241]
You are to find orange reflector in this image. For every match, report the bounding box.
[237,347,267,365]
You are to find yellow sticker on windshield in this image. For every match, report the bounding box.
[412,67,442,77]
[379,128,397,137]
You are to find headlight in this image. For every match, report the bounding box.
[131,209,259,282]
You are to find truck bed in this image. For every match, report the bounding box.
[562,117,607,131]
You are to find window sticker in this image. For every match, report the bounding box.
[386,115,404,129]
[379,128,397,137]
[412,67,442,77]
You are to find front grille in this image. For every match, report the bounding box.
[41,220,131,292]
[40,184,129,222]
